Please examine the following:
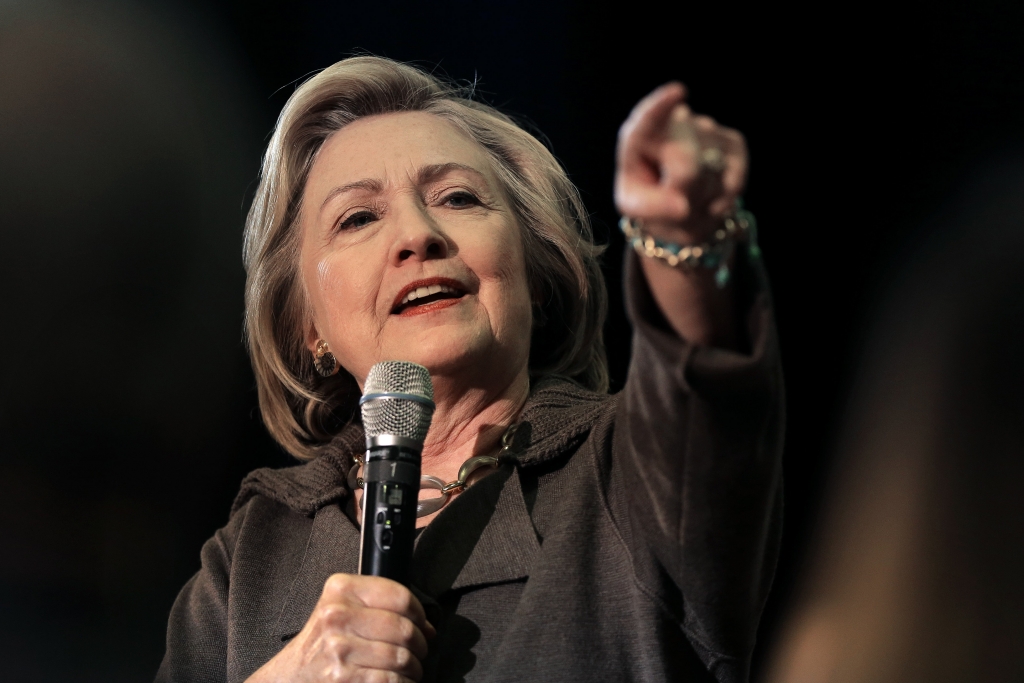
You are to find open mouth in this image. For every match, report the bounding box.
[392,278,467,315]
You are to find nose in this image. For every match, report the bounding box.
[389,202,450,265]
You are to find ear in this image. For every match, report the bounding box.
[304,319,322,355]
[530,281,548,328]
[529,278,545,308]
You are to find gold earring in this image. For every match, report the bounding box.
[313,339,338,377]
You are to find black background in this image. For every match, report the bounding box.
[1,0,1022,681]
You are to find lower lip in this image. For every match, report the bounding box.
[396,297,464,317]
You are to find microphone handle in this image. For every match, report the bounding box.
[358,447,421,585]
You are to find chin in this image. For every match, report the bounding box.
[386,330,496,377]
[380,333,464,363]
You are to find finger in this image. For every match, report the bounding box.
[630,82,687,140]
[709,164,745,216]
[666,104,697,145]
[316,602,429,660]
[321,574,433,636]
[351,668,416,683]
[617,82,686,162]
[338,636,424,681]
[719,130,749,197]
[687,118,748,215]
[659,139,701,190]
[690,116,745,155]
[720,146,748,187]
[690,113,719,133]
[344,608,430,661]
[615,172,689,221]
[693,119,746,160]
[698,145,743,212]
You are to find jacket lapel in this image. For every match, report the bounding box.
[412,463,540,598]
[274,503,360,640]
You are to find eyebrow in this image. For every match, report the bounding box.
[319,178,385,213]
[415,162,487,186]
[318,162,488,214]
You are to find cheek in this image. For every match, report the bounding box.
[304,251,382,340]
[507,255,534,320]
[487,228,534,327]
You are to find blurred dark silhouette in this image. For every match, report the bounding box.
[0,2,279,681]
[767,159,1024,682]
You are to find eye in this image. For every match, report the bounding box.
[443,191,480,208]
[338,210,377,231]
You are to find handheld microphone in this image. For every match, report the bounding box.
[357,361,434,584]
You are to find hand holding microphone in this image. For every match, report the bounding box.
[244,572,434,683]
[244,361,435,683]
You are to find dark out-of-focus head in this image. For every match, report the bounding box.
[0,0,261,679]
[768,161,1024,682]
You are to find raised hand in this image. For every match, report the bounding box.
[615,82,748,241]
[614,82,748,348]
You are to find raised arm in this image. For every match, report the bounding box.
[609,83,783,683]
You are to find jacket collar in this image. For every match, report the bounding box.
[232,424,362,517]
[510,376,610,466]
[234,378,611,519]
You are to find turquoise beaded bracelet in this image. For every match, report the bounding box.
[619,204,758,288]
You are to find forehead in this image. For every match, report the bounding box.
[308,111,493,191]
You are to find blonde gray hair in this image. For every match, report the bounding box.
[244,56,608,460]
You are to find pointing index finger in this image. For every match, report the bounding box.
[619,82,687,156]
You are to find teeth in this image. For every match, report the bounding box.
[401,283,457,305]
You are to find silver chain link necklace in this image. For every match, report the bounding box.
[349,423,519,517]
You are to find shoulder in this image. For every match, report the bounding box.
[514,377,618,466]
[231,423,363,517]
[524,375,615,411]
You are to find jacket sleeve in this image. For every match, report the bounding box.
[609,247,785,683]
[154,503,248,683]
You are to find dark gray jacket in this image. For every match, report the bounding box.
[156,254,784,683]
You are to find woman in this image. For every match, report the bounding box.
[157,56,783,683]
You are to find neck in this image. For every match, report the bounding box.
[418,364,530,479]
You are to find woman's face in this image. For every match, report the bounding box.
[298,111,533,390]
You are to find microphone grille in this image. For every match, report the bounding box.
[361,361,434,442]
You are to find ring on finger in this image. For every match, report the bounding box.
[700,147,725,173]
